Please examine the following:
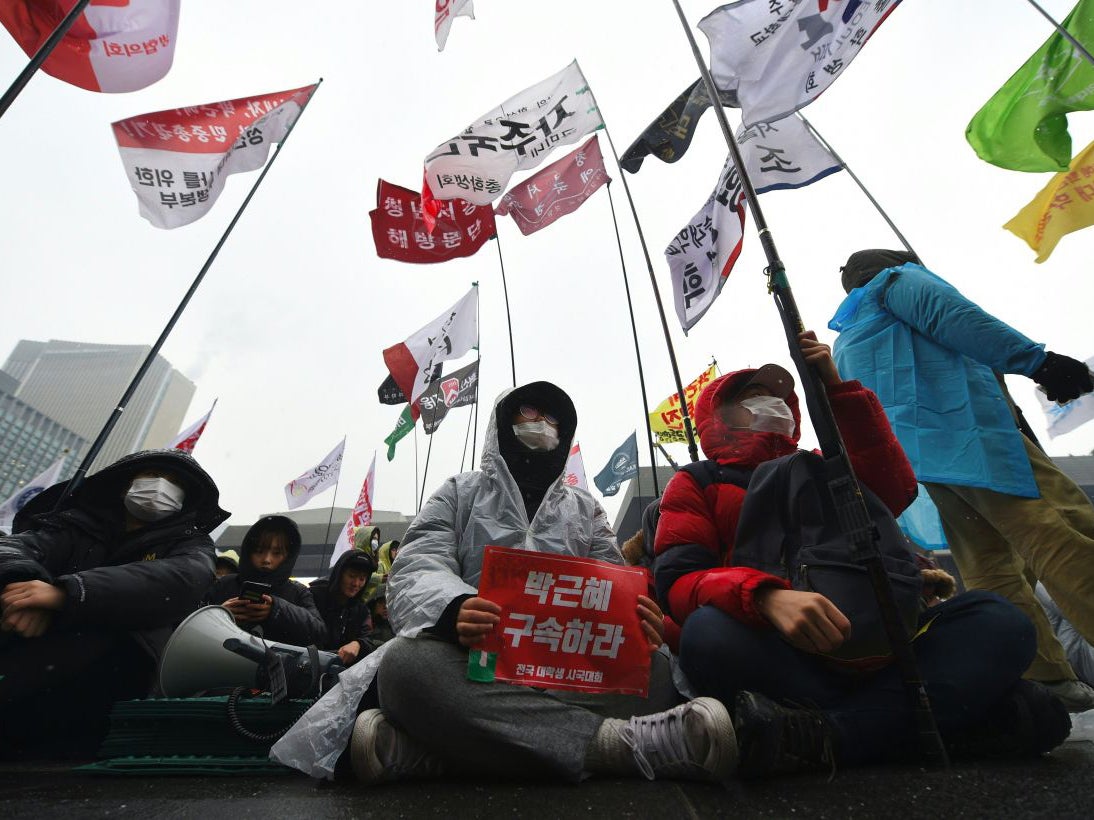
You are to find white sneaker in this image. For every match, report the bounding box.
[619,697,737,782]
[350,709,446,785]
[1041,679,1094,713]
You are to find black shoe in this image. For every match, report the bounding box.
[947,680,1071,761]
[733,691,838,778]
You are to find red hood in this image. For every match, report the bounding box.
[695,369,800,468]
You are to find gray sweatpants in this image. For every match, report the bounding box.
[377,636,681,782]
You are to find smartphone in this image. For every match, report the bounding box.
[240,581,272,603]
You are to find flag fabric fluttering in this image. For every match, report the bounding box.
[738,116,841,194]
[112,83,317,229]
[564,442,589,492]
[0,0,180,93]
[699,0,903,127]
[418,360,479,435]
[371,180,495,263]
[384,405,415,461]
[494,134,609,235]
[378,363,442,406]
[167,400,216,454]
[0,456,65,533]
[649,365,718,444]
[422,61,603,222]
[284,437,346,510]
[593,432,639,497]
[1036,355,1094,438]
[331,454,376,561]
[621,78,739,173]
[967,0,1094,172]
[435,0,474,51]
[1005,138,1094,262]
[666,154,746,333]
[382,286,478,405]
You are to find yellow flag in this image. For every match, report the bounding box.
[1005,138,1094,262]
[648,364,718,444]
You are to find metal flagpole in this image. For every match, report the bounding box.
[795,113,918,257]
[471,284,481,469]
[460,396,475,472]
[0,0,91,122]
[1025,0,1094,68]
[491,235,517,387]
[670,0,948,767]
[578,61,700,463]
[605,182,660,497]
[318,439,345,576]
[54,79,324,510]
[413,418,420,514]
[418,402,443,512]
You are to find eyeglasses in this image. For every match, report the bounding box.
[519,405,558,426]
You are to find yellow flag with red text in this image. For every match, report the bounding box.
[648,364,718,444]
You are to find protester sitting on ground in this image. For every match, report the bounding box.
[654,333,1069,777]
[206,515,326,647]
[1037,583,1094,689]
[214,549,240,578]
[830,249,1094,712]
[350,381,736,786]
[309,548,377,666]
[0,449,228,757]
[366,582,394,646]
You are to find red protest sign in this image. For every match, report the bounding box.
[478,545,650,696]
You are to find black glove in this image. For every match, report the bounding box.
[1032,351,1094,403]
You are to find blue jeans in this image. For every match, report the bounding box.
[679,590,1036,765]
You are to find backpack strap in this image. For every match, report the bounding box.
[679,459,752,491]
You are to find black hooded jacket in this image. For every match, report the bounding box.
[0,449,230,661]
[308,549,376,655]
[206,515,326,646]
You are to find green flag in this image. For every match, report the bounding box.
[384,405,414,461]
[967,0,1094,172]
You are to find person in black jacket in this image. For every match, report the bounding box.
[0,449,229,756]
[206,515,326,647]
[309,549,376,665]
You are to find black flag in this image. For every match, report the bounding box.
[418,360,479,435]
[378,363,442,405]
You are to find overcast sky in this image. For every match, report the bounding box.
[3,1,1093,531]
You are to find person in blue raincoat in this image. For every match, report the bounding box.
[829,249,1094,711]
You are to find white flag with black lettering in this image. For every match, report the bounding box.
[739,116,840,194]
[284,438,346,509]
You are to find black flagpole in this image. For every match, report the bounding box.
[460,395,475,472]
[1025,0,1094,68]
[54,80,323,508]
[491,235,517,387]
[578,61,700,464]
[417,402,443,512]
[318,435,346,576]
[669,0,947,767]
[605,182,660,497]
[0,0,91,122]
[471,284,481,469]
[413,418,420,514]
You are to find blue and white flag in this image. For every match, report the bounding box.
[0,456,66,533]
[594,432,639,497]
[739,115,841,194]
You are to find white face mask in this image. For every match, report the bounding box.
[739,395,795,436]
[124,476,185,521]
[512,421,560,452]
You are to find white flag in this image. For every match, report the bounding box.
[665,154,746,333]
[699,0,903,127]
[382,286,478,405]
[564,442,590,492]
[284,438,346,510]
[1037,356,1094,438]
[423,61,603,208]
[739,116,841,194]
[0,456,66,533]
[435,0,474,51]
[168,400,217,454]
[331,454,376,562]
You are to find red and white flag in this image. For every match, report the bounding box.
[422,61,604,226]
[665,154,746,333]
[370,180,495,264]
[435,0,474,51]
[564,442,589,492]
[112,83,317,229]
[331,454,376,561]
[1,0,179,93]
[495,134,609,236]
[382,286,478,405]
[699,0,903,127]
[168,399,216,454]
[284,437,346,510]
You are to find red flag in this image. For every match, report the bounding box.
[168,400,216,454]
[494,135,610,236]
[370,180,495,263]
[1,1,179,93]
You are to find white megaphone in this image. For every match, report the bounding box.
[159,605,344,698]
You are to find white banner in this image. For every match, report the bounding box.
[284,437,346,510]
[699,0,903,127]
[424,61,603,206]
[435,0,474,51]
[564,442,589,492]
[1037,356,1094,438]
[739,115,840,194]
[331,454,376,562]
[0,456,65,533]
[665,154,746,333]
